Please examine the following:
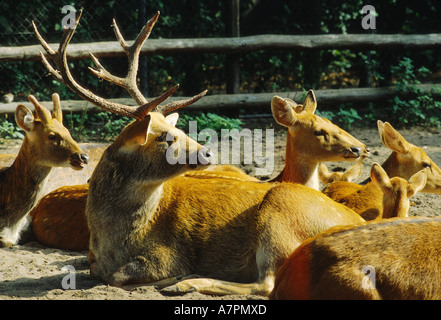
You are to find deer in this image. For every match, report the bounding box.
[318,163,363,185]
[269,166,431,300]
[30,10,369,297]
[30,10,370,252]
[0,93,89,247]
[322,120,441,220]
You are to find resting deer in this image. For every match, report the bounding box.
[269,166,430,300]
[30,10,369,252]
[30,10,368,297]
[318,163,363,185]
[0,93,88,247]
[323,120,441,220]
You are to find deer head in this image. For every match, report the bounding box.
[33,10,209,182]
[378,120,441,195]
[271,91,370,163]
[15,93,88,170]
[371,162,427,218]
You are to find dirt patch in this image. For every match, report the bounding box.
[1,121,441,300]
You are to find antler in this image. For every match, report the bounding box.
[33,10,207,120]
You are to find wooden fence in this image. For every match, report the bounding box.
[1,33,441,113]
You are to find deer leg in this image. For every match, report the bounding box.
[0,237,13,248]
[159,274,275,296]
[123,274,202,291]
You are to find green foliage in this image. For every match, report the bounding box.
[2,0,441,134]
[177,112,244,142]
[0,116,24,141]
[63,109,244,143]
[386,57,441,127]
[65,111,132,142]
[317,107,362,130]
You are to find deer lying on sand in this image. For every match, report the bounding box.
[30,10,369,252]
[270,164,430,300]
[323,120,441,220]
[30,10,368,297]
[0,94,88,247]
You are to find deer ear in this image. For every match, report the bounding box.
[379,121,410,154]
[408,170,427,197]
[165,113,179,127]
[318,163,331,183]
[121,115,152,147]
[15,104,35,132]
[342,163,363,182]
[271,96,297,127]
[371,162,392,192]
[301,90,317,114]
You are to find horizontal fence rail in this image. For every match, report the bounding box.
[2,33,441,62]
[1,84,440,114]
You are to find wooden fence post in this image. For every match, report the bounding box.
[226,0,240,94]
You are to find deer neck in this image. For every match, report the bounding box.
[12,138,52,183]
[273,132,320,190]
[1,137,51,222]
[381,152,401,177]
[88,153,166,231]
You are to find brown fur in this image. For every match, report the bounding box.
[0,94,87,247]
[30,91,369,252]
[323,121,441,220]
[270,217,441,300]
[270,166,428,300]
[84,110,365,296]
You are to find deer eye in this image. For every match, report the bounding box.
[423,163,431,169]
[48,133,57,141]
[314,130,325,136]
[156,132,168,142]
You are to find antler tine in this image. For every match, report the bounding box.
[33,10,151,120]
[156,90,208,115]
[34,10,203,121]
[135,84,180,118]
[87,11,160,106]
[129,11,160,58]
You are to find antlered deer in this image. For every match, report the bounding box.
[0,93,88,247]
[32,10,368,297]
[269,166,431,300]
[30,11,369,252]
[323,120,441,220]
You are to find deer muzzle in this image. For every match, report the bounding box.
[69,152,89,170]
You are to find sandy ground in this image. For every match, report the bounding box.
[1,120,441,301]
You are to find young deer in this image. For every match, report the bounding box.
[318,163,363,185]
[269,166,430,300]
[30,11,369,252]
[0,93,88,247]
[323,120,441,220]
[31,11,366,297]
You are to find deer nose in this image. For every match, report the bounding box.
[350,146,362,156]
[72,153,89,164]
[80,153,89,164]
